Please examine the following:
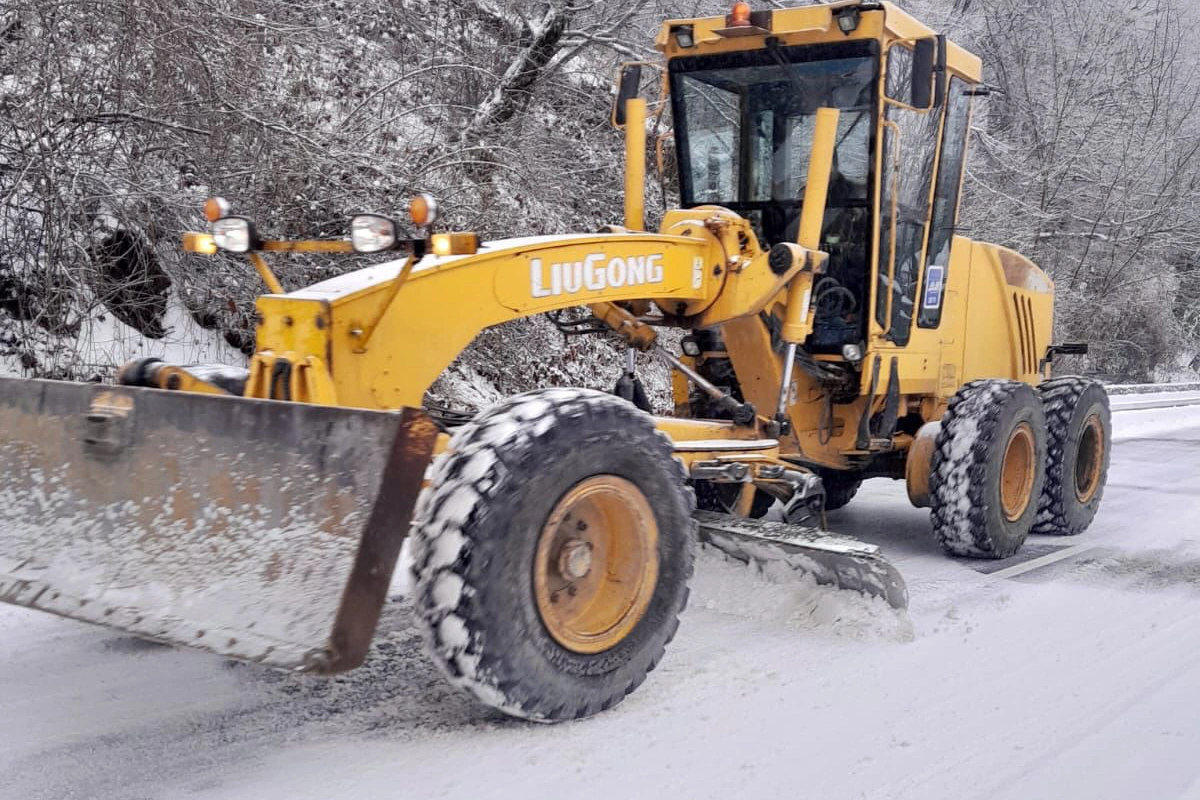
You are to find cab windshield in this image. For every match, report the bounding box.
[669,43,877,248]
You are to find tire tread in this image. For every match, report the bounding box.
[1032,376,1111,535]
[930,379,1046,558]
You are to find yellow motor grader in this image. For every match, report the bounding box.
[0,1,1110,721]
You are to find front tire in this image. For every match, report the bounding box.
[930,380,1047,558]
[409,388,696,721]
[1032,377,1111,536]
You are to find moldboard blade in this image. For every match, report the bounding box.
[694,510,908,610]
[0,377,437,673]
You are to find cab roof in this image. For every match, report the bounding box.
[655,1,982,83]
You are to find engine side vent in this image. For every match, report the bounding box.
[1012,292,1037,376]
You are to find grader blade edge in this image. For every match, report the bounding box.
[694,510,909,610]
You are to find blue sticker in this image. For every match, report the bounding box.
[923,264,946,309]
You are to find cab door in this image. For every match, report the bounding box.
[874,42,945,348]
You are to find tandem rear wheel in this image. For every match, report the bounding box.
[1032,377,1111,536]
[928,377,1110,560]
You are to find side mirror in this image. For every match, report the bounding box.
[612,64,643,128]
[912,39,934,108]
[911,36,946,109]
[887,37,946,110]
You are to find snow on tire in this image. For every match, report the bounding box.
[1032,377,1111,536]
[930,380,1047,559]
[408,388,696,722]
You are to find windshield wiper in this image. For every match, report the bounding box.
[765,37,809,100]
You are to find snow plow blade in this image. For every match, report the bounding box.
[694,511,908,610]
[0,377,438,673]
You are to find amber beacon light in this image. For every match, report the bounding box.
[729,2,752,26]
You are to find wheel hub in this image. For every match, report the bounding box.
[558,539,594,580]
[1000,422,1036,522]
[1075,414,1104,503]
[533,476,659,655]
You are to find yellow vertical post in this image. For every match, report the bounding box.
[624,97,647,231]
[782,106,840,343]
[248,252,286,295]
[774,107,841,426]
[795,107,840,251]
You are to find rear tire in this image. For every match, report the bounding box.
[1032,377,1111,536]
[930,380,1047,559]
[819,471,862,512]
[409,388,696,721]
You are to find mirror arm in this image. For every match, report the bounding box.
[248,252,285,295]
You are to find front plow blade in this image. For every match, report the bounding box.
[0,377,437,673]
[695,511,908,610]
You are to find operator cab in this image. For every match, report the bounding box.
[669,40,878,352]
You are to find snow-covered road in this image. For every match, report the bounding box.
[1109,390,1200,412]
[4,404,1200,800]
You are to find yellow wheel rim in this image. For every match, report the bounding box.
[1000,423,1036,522]
[1075,414,1104,503]
[534,476,658,655]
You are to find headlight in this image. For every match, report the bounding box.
[350,214,399,253]
[841,343,864,363]
[836,7,860,34]
[211,217,256,253]
[671,24,695,48]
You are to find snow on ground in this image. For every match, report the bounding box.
[0,292,244,380]
[1109,390,1200,414]
[70,297,246,369]
[2,407,1200,799]
[0,352,20,377]
[1111,398,1200,439]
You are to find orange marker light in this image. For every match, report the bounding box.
[729,1,751,26]
[203,196,230,222]
[409,193,439,228]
